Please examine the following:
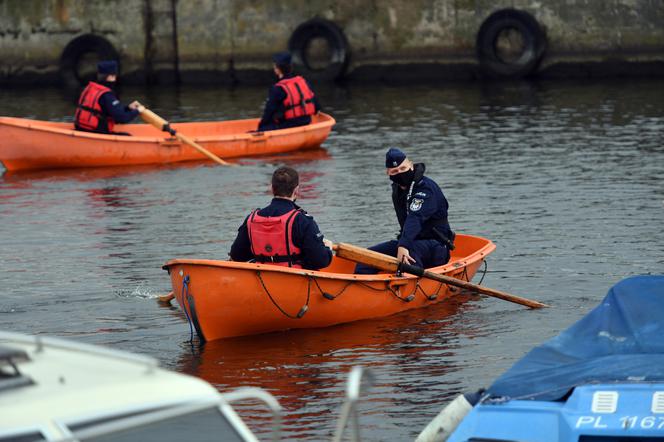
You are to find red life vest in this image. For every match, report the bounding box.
[74,81,115,133]
[247,208,302,268]
[276,76,316,120]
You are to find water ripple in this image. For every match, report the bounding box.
[1,79,663,440]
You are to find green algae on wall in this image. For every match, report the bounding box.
[1,0,663,85]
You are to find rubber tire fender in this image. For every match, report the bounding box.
[60,34,120,88]
[476,9,546,79]
[288,18,349,81]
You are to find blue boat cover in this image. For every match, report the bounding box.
[486,275,664,402]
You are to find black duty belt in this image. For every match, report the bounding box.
[431,228,455,250]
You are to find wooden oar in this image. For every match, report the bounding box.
[137,103,232,167]
[157,291,175,304]
[333,243,549,309]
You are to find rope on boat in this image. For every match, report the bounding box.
[255,259,492,318]
[417,281,445,300]
[385,280,419,302]
[476,259,488,285]
[442,260,489,298]
[256,270,311,319]
[180,275,195,342]
[311,277,354,300]
[314,274,418,303]
[460,266,470,282]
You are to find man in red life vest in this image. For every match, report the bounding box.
[230,166,333,270]
[257,52,321,132]
[74,60,144,135]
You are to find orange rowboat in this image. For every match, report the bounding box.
[163,233,496,341]
[0,113,335,172]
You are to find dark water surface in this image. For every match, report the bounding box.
[1,79,663,440]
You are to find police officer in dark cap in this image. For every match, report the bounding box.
[230,166,333,270]
[74,60,143,135]
[355,148,455,274]
[257,51,321,132]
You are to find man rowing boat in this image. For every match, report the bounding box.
[74,60,143,135]
[257,52,321,132]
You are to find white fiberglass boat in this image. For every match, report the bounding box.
[0,331,372,442]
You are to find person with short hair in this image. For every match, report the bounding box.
[354,148,455,274]
[74,60,143,135]
[257,52,321,132]
[230,166,333,270]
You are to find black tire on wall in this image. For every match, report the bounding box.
[288,18,349,81]
[476,9,546,79]
[60,34,120,88]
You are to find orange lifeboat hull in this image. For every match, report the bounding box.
[0,113,335,171]
[163,234,496,341]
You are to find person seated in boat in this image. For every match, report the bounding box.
[230,166,333,270]
[355,148,455,274]
[74,60,144,135]
[256,52,321,132]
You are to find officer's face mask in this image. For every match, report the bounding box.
[99,74,117,88]
[389,169,415,188]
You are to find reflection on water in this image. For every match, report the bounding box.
[1,79,663,440]
[178,297,479,439]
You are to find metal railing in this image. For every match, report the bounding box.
[332,366,375,442]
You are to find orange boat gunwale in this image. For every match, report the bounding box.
[0,112,335,142]
[163,233,496,282]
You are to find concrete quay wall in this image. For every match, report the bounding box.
[1,0,663,86]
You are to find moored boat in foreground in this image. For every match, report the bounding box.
[0,113,335,171]
[0,331,280,441]
[163,233,495,341]
[417,275,664,442]
[0,330,375,442]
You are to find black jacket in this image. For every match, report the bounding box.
[392,163,454,250]
[230,198,332,270]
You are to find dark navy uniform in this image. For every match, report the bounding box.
[356,163,454,274]
[258,73,321,132]
[98,90,139,126]
[230,198,332,270]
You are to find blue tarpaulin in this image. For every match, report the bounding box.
[486,275,664,402]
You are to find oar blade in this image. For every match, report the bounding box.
[157,292,175,304]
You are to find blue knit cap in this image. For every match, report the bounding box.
[385,148,407,168]
[97,60,118,75]
[272,51,292,65]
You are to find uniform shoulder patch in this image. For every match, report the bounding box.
[409,198,424,212]
[112,100,120,106]
[414,191,428,198]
